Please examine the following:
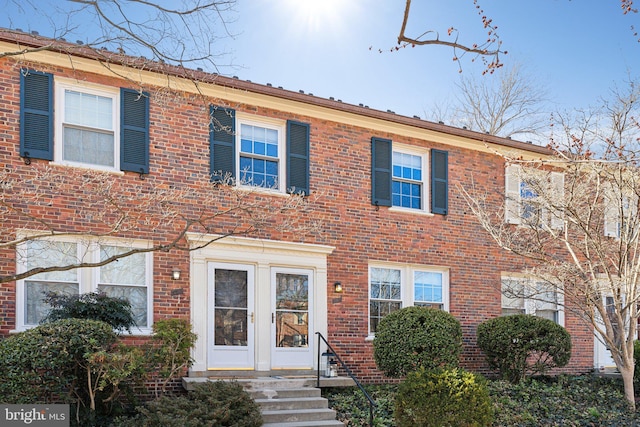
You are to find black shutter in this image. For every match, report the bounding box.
[286,120,310,195]
[120,88,150,174]
[371,137,392,207]
[20,69,53,161]
[431,149,448,215]
[209,105,236,182]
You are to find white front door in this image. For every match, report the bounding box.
[271,268,314,369]
[207,263,255,370]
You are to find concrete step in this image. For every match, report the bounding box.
[256,396,328,411]
[249,386,321,400]
[262,421,344,427]
[261,408,339,424]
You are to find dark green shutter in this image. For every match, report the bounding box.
[20,69,53,161]
[371,137,392,207]
[209,105,236,182]
[120,88,150,174]
[286,120,310,195]
[431,149,448,215]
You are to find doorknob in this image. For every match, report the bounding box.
[250,312,254,323]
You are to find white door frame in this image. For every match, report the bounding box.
[187,234,334,373]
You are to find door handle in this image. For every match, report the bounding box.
[250,312,254,324]
[272,313,275,323]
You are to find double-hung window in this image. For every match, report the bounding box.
[369,264,449,334]
[504,164,564,229]
[238,119,283,189]
[16,237,153,333]
[56,80,118,169]
[19,69,150,174]
[210,106,310,195]
[501,276,563,325]
[371,137,448,214]
[392,150,424,209]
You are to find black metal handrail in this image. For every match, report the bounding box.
[315,332,376,427]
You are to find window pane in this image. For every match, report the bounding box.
[392,151,422,209]
[414,271,443,304]
[276,273,309,348]
[65,90,113,130]
[213,269,248,346]
[98,246,148,328]
[63,127,114,167]
[100,246,146,285]
[26,241,78,282]
[370,268,402,333]
[25,281,79,325]
[501,279,525,312]
[99,284,148,327]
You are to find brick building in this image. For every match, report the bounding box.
[0,30,600,382]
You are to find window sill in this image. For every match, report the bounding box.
[50,161,125,176]
[12,325,153,336]
[236,184,290,197]
[388,207,434,216]
[365,335,375,342]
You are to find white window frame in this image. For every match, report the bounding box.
[54,77,121,172]
[501,275,564,326]
[505,165,564,229]
[15,235,153,335]
[235,113,286,193]
[368,263,449,336]
[390,143,430,214]
[604,190,639,239]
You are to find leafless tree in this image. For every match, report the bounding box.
[2,165,322,284]
[460,79,640,409]
[395,0,505,74]
[428,64,549,142]
[1,0,236,72]
[397,0,639,74]
[0,1,325,285]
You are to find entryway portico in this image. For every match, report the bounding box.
[187,233,334,373]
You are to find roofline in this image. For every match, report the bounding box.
[0,28,553,156]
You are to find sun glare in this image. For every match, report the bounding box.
[288,0,348,35]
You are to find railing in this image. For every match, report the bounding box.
[315,332,376,427]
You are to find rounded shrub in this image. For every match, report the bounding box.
[395,367,494,427]
[113,380,263,427]
[42,291,136,333]
[0,318,117,404]
[373,306,462,377]
[476,314,571,383]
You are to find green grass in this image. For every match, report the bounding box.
[323,375,640,426]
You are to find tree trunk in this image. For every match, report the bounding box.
[619,364,636,412]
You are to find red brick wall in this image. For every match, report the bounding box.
[0,57,595,383]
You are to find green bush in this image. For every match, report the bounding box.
[395,367,494,427]
[42,291,136,333]
[373,306,462,377]
[476,314,571,383]
[112,381,263,427]
[0,318,117,404]
[147,318,197,396]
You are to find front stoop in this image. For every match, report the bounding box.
[253,387,344,427]
[183,376,346,427]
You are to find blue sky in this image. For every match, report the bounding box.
[3,1,639,121]
[223,0,640,118]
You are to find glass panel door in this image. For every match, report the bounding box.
[272,268,313,369]
[275,273,309,348]
[208,263,254,370]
